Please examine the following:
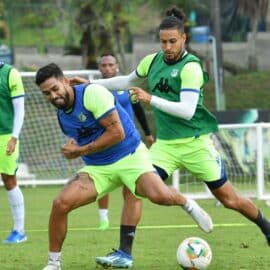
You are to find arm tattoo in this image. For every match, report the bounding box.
[104,112,121,128]
[106,119,120,127]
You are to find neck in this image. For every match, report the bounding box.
[175,50,186,61]
[164,50,186,64]
[64,87,74,111]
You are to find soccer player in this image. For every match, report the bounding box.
[0,62,27,244]
[89,6,270,268]
[35,63,212,270]
[97,53,153,230]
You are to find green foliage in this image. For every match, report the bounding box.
[0,186,269,269]
[147,0,210,16]
[205,71,270,110]
[21,8,58,28]
[0,20,8,39]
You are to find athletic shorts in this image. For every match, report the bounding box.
[0,134,19,175]
[150,134,226,182]
[78,142,156,200]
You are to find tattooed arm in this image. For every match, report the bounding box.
[61,110,125,159]
[81,110,125,155]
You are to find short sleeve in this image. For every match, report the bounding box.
[180,62,204,90]
[136,53,157,77]
[83,84,115,119]
[9,68,25,98]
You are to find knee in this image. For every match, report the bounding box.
[221,196,239,210]
[1,174,17,190]
[52,197,71,214]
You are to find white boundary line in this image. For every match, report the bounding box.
[0,223,251,234]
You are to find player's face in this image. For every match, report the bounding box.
[159,29,186,62]
[40,77,72,109]
[98,55,119,78]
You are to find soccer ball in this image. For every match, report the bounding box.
[176,237,212,270]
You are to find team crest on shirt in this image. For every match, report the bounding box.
[116,91,125,95]
[171,69,178,77]
[78,112,87,122]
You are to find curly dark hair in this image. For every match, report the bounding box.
[159,6,186,32]
[35,63,64,86]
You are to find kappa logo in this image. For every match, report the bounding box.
[127,232,135,238]
[78,112,87,122]
[153,77,172,93]
[171,69,178,77]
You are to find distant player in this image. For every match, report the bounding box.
[0,62,27,244]
[36,63,213,270]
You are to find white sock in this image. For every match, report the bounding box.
[7,186,25,233]
[48,251,61,266]
[182,198,193,213]
[99,209,109,222]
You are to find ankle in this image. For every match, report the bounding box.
[182,198,193,212]
[48,251,61,266]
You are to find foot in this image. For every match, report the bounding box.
[96,249,133,268]
[184,199,213,233]
[42,265,61,270]
[98,220,110,230]
[3,230,27,244]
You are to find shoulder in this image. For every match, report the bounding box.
[9,67,21,79]
[137,52,159,77]
[141,53,158,63]
[185,53,201,62]
[84,83,112,97]
[83,84,114,107]
[182,62,202,73]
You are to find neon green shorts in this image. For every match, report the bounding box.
[150,134,222,182]
[0,134,19,175]
[78,142,156,200]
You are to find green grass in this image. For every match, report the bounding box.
[0,186,269,269]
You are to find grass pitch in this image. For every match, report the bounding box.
[0,186,269,269]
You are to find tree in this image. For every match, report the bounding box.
[75,0,132,69]
[238,0,269,70]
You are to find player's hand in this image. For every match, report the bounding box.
[6,137,17,155]
[129,87,152,104]
[145,135,155,149]
[61,138,81,159]
[69,76,89,86]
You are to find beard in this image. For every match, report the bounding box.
[52,95,70,110]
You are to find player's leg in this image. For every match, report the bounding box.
[210,180,270,245]
[150,139,213,233]
[127,142,212,232]
[42,172,98,270]
[48,173,97,251]
[97,195,110,230]
[1,173,27,244]
[187,134,270,246]
[0,135,26,244]
[119,186,142,253]
[135,171,213,233]
[95,187,142,268]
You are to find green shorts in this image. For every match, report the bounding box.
[150,134,223,182]
[78,142,156,200]
[0,134,19,175]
